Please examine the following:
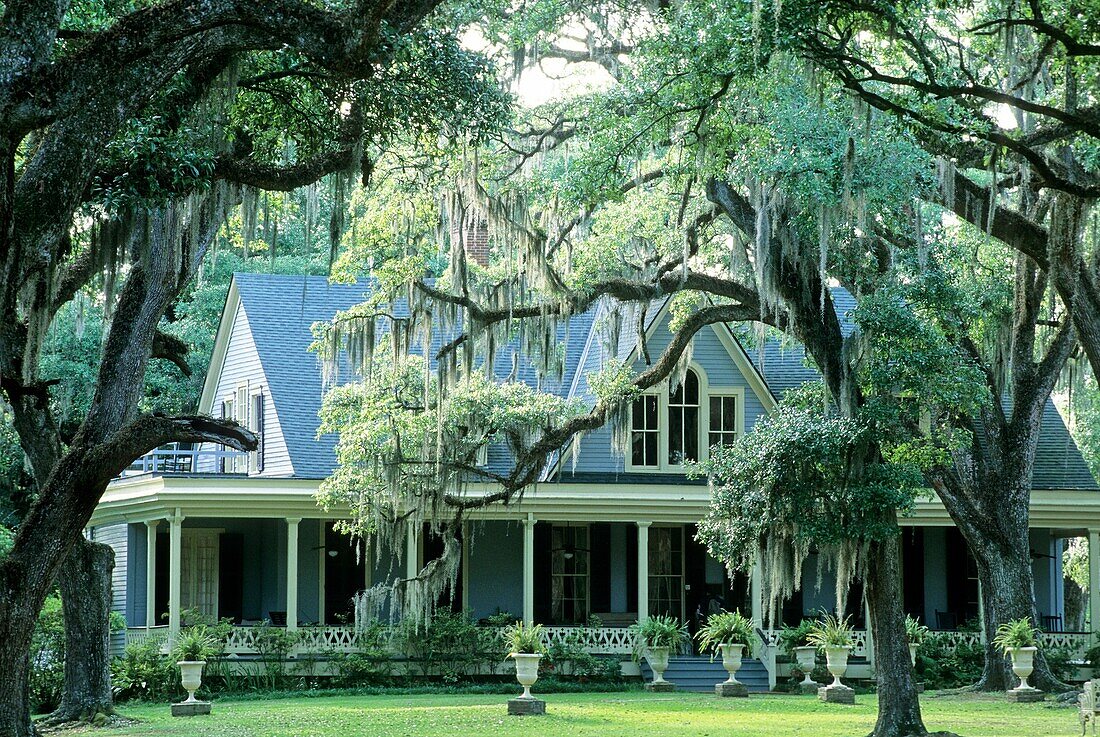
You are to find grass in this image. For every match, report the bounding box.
[85,690,1082,737]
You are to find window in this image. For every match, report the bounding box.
[667,370,700,465]
[624,366,744,472]
[631,395,658,467]
[249,392,265,473]
[708,395,739,449]
[551,525,589,623]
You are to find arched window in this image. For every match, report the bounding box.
[667,369,699,465]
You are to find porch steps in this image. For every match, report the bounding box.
[640,655,771,693]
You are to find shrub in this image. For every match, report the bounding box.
[807,613,854,650]
[29,595,65,714]
[695,610,754,657]
[398,610,489,682]
[915,633,983,689]
[777,619,817,656]
[111,641,179,702]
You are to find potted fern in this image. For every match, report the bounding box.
[171,625,220,706]
[696,610,754,696]
[993,617,1039,693]
[904,615,929,667]
[779,619,819,691]
[503,621,546,700]
[808,613,854,690]
[631,615,687,690]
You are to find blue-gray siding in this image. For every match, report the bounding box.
[92,523,128,653]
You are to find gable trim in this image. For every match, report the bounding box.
[709,322,778,412]
[199,278,241,415]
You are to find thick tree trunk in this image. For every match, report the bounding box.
[866,535,942,737]
[41,538,115,726]
[972,537,1065,692]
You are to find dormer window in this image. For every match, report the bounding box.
[627,366,744,472]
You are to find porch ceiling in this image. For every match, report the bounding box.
[92,475,1100,529]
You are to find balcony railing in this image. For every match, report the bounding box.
[121,446,249,477]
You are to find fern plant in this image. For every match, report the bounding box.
[630,615,688,660]
[502,621,545,655]
[806,613,854,650]
[993,617,1038,653]
[695,610,755,657]
[171,625,221,662]
[904,615,929,646]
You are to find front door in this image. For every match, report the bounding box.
[180,530,220,621]
[649,526,684,621]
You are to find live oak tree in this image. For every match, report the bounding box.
[313,2,977,734]
[0,1,504,734]
[774,0,1098,690]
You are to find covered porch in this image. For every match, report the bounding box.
[99,474,1100,685]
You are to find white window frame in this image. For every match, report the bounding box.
[706,388,747,452]
[248,387,265,474]
[625,364,745,473]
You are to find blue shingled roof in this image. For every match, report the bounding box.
[229,273,1096,490]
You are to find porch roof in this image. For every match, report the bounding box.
[91,473,1100,532]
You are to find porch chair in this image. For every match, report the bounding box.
[268,611,287,627]
[1078,679,1100,736]
[1042,614,1064,632]
[935,610,958,630]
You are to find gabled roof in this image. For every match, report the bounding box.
[202,273,1097,491]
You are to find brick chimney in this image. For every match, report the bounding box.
[452,216,490,267]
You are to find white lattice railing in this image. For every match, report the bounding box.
[541,626,636,654]
[124,626,170,648]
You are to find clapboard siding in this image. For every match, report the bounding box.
[568,313,769,474]
[204,302,293,476]
[92,523,129,654]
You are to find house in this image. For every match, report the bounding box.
[90,272,1100,684]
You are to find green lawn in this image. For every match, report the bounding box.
[88,691,1081,737]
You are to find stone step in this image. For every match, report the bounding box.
[640,656,771,693]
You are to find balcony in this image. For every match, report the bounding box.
[121,444,250,477]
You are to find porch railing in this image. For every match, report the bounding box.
[124,625,170,648]
[125,625,1093,664]
[120,447,249,477]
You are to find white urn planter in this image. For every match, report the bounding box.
[1007,646,1038,691]
[510,653,542,699]
[824,645,852,688]
[177,661,206,703]
[642,646,668,686]
[909,643,920,667]
[794,646,818,687]
[719,643,745,684]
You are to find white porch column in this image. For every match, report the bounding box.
[863,599,875,669]
[286,517,300,631]
[637,521,651,623]
[977,578,987,645]
[168,511,184,641]
[523,514,535,625]
[750,557,763,630]
[405,522,418,581]
[317,522,326,626]
[1089,530,1100,642]
[145,520,159,629]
